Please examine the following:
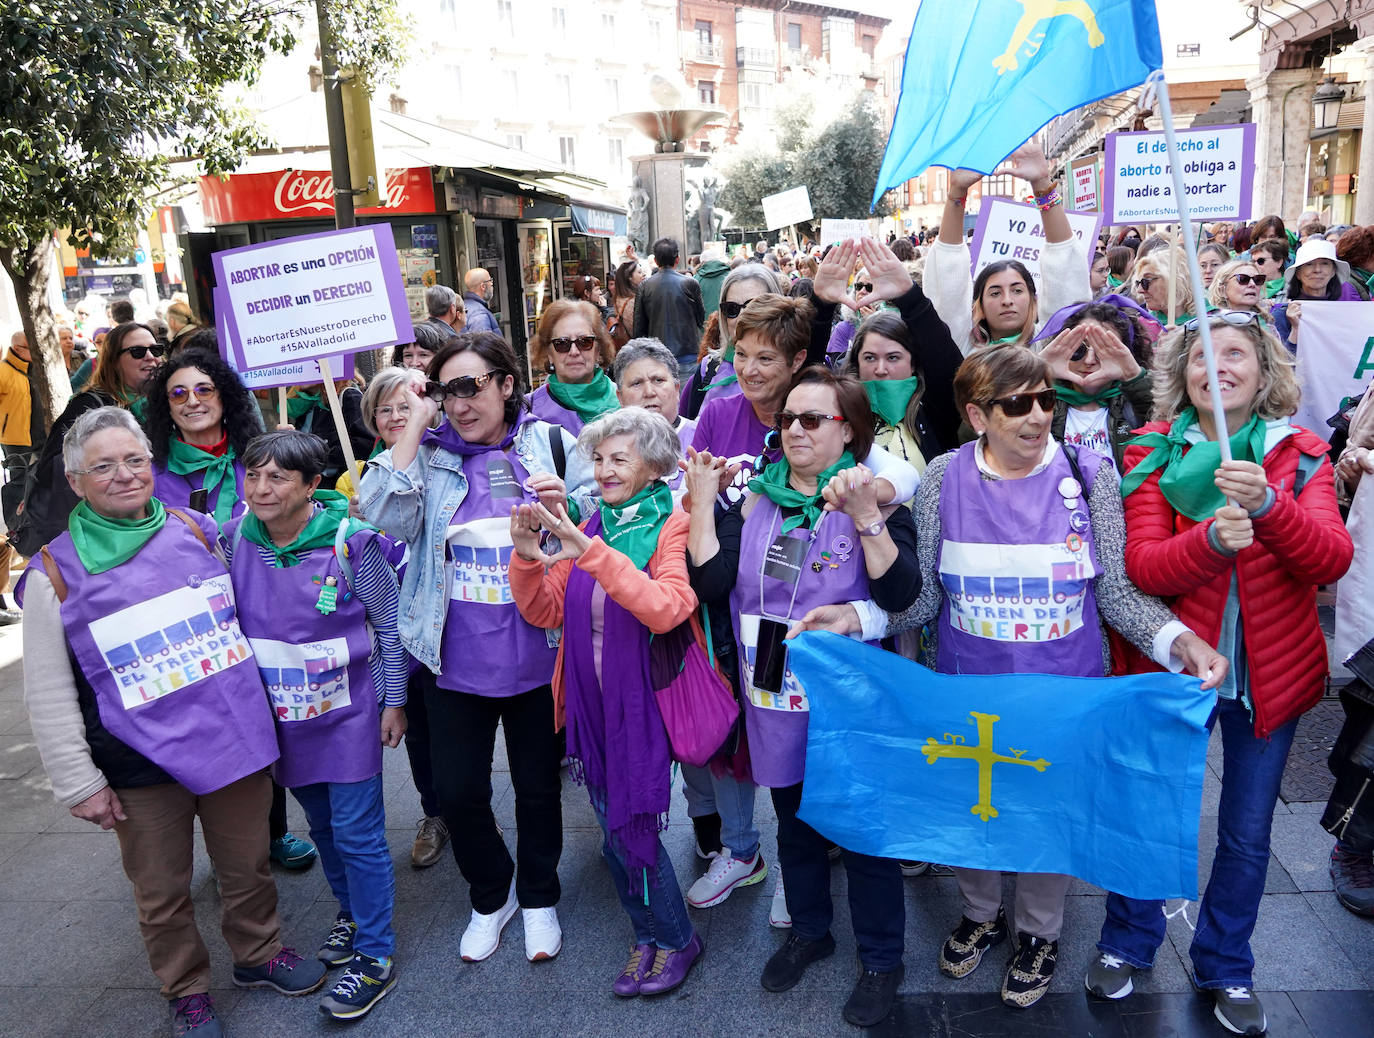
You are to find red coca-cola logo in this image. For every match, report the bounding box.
[271,169,413,215]
[199,166,436,224]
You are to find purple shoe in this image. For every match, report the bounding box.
[612,943,654,997]
[638,932,704,996]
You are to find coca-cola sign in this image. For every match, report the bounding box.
[199,167,437,224]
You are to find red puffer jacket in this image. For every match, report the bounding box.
[1122,423,1353,737]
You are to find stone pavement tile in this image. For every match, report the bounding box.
[0,827,34,867]
[1249,892,1365,991]
[0,898,150,989]
[0,986,105,1038]
[0,830,131,901]
[1290,989,1374,1037]
[0,732,41,779]
[1286,799,1328,815]
[1299,889,1374,989]
[0,769,63,832]
[0,695,32,735]
[1269,811,1337,892]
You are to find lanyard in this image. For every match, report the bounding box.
[755,497,823,624]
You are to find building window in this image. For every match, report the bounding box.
[695,19,712,43]
[608,138,624,168]
[503,69,519,105]
[648,17,662,48]
[861,33,875,57]
[605,77,620,111]
[787,22,802,51]
[741,82,762,107]
[445,65,462,100]
[496,0,513,32]
[602,12,614,39]
[555,73,572,110]
[388,94,406,115]
[698,80,715,104]
[551,6,566,32]
[506,133,525,151]
[559,136,577,167]
[984,173,1015,197]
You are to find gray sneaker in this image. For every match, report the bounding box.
[169,993,223,1037]
[1212,985,1267,1035]
[1085,951,1135,999]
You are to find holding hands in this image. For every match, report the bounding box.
[680,447,738,512]
[821,464,883,524]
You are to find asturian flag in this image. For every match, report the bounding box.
[787,631,1211,900]
[873,0,1163,205]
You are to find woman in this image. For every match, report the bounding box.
[1336,225,1374,298]
[1090,251,1111,297]
[1197,243,1230,290]
[928,140,1090,353]
[284,377,372,489]
[1090,312,1352,1037]
[680,264,786,419]
[166,299,200,350]
[1272,238,1363,352]
[1207,259,1268,316]
[1105,246,1135,292]
[359,331,594,965]
[684,367,921,1029]
[223,430,407,1020]
[612,337,697,462]
[1249,239,1288,300]
[19,408,324,1036]
[1249,215,1289,255]
[526,299,620,433]
[609,259,643,348]
[392,321,448,372]
[876,345,1223,1011]
[509,407,704,996]
[1131,248,1196,327]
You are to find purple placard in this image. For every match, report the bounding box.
[210,224,414,370]
[214,284,354,390]
[967,197,1104,294]
[1101,123,1256,226]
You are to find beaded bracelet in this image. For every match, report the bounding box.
[1033,184,1062,211]
[951,195,967,210]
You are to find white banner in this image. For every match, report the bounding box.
[1293,301,1374,441]
[968,198,1103,297]
[818,218,874,247]
[761,186,813,230]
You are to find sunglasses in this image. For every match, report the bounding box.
[1134,275,1159,292]
[167,383,218,404]
[1183,309,1260,334]
[720,297,765,320]
[550,335,597,354]
[775,410,846,431]
[1228,273,1264,287]
[855,282,873,294]
[121,344,168,359]
[425,372,498,401]
[987,388,1057,417]
[1070,342,1089,363]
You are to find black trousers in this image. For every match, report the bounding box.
[402,669,441,818]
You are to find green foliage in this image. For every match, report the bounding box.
[716,150,795,229]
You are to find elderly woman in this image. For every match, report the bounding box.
[612,337,696,471]
[335,367,430,501]
[1197,243,1231,290]
[18,408,324,1037]
[509,407,704,996]
[1090,313,1352,1035]
[684,367,921,1029]
[679,264,786,419]
[359,331,594,966]
[223,430,407,1020]
[1206,259,1268,316]
[284,378,372,490]
[1272,237,1364,352]
[526,299,620,433]
[1132,248,1197,327]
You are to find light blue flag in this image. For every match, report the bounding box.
[873,0,1163,206]
[788,631,1212,900]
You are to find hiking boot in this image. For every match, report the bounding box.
[269,833,317,870]
[318,953,397,1021]
[638,932,704,995]
[232,947,327,995]
[317,915,357,967]
[522,906,562,962]
[1001,933,1057,1009]
[411,816,449,869]
[169,993,222,1037]
[899,860,930,877]
[1330,842,1374,917]
[612,943,653,997]
[769,867,791,929]
[692,813,723,860]
[760,931,836,992]
[1211,985,1267,1035]
[1085,951,1136,999]
[459,881,518,962]
[843,963,904,1028]
[938,910,1008,979]
[686,849,766,908]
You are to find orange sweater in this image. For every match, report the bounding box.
[508,510,697,730]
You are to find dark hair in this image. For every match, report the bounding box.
[180,327,219,354]
[891,238,916,261]
[785,366,875,461]
[844,310,926,435]
[954,345,1049,417]
[1292,258,1344,301]
[391,320,448,367]
[1251,214,1286,244]
[652,237,680,268]
[95,322,158,399]
[1105,246,1134,280]
[1251,239,1288,269]
[1061,300,1154,368]
[971,260,1037,346]
[143,347,265,466]
[427,331,527,425]
[786,277,815,301]
[1338,226,1374,271]
[109,300,135,324]
[242,429,329,482]
[1231,223,1253,255]
[613,259,640,300]
[733,295,814,361]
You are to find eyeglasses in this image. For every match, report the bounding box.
[426,372,498,401]
[855,282,873,294]
[549,335,597,354]
[1228,273,1264,287]
[167,383,218,405]
[1183,309,1260,334]
[70,454,152,483]
[374,404,412,419]
[720,297,764,320]
[121,344,167,360]
[987,388,1057,417]
[1134,275,1159,292]
[775,410,846,431]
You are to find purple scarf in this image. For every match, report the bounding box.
[1032,293,1155,348]
[422,413,532,456]
[561,514,671,891]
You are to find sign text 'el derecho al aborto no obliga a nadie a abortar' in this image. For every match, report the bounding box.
[211,225,414,370]
[1102,123,1257,225]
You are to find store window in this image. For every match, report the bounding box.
[698,81,715,104]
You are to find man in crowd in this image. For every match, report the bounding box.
[421,285,466,340]
[632,236,704,377]
[462,269,501,334]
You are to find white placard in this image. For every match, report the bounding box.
[1294,301,1374,444]
[968,198,1103,296]
[1071,157,1099,212]
[818,219,874,246]
[762,186,813,230]
[1102,123,1256,225]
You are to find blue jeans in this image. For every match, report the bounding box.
[292,775,396,959]
[1097,696,1297,987]
[680,763,760,861]
[591,803,694,951]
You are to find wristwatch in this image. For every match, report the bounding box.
[856,518,886,538]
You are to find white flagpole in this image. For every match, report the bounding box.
[1150,69,1233,463]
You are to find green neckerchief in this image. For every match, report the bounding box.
[707,344,740,390]
[1264,277,1285,299]
[239,489,363,568]
[596,480,674,569]
[1149,309,1194,327]
[1107,273,1124,289]
[287,391,321,422]
[165,436,239,525]
[864,376,920,427]
[546,370,620,424]
[749,451,857,533]
[1118,408,1267,521]
[1054,380,1123,408]
[368,439,386,460]
[991,333,1021,345]
[68,498,167,575]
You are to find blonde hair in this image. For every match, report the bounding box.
[1150,316,1300,423]
[1132,248,1194,323]
[1207,258,1262,311]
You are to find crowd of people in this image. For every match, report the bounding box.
[9,142,1374,1038]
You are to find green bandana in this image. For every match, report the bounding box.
[1264,277,1284,299]
[68,498,167,575]
[596,481,675,569]
[1118,408,1267,521]
[1054,380,1123,408]
[749,451,857,533]
[368,439,386,460]
[863,376,920,427]
[546,371,620,424]
[1107,273,1124,289]
[1149,310,1194,327]
[286,391,321,422]
[165,436,239,525]
[239,489,364,568]
[991,333,1021,345]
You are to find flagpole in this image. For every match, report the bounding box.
[1150,69,1233,463]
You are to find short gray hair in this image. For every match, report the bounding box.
[64,406,150,473]
[426,284,458,318]
[360,368,422,438]
[576,406,681,480]
[612,338,679,386]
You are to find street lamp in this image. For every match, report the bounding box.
[1313,77,1345,133]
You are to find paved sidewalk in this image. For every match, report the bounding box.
[0,620,1370,1037]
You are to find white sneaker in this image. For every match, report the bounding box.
[769,867,791,929]
[686,849,767,908]
[522,906,562,962]
[460,882,518,962]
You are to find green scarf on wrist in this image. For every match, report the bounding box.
[165,436,239,524]
[748,451,857,533]
[596,481,675,569]
[546,370,620,424]
[68,498,167,574]
[1118,407,1267,521]
[238,489,363,568]
[1054,380,1123,408]
[286,391,321,422]
[863,376,920,427]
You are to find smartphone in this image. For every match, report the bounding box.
[753,618,790,695]
[188,488,209,514]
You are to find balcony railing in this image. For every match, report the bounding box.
[736,46,776,67]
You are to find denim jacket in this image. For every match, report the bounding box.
[358,419,595,673]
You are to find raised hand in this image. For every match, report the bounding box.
[852,238,914,309]
[813,238,862,309]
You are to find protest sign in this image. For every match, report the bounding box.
[212,224,412,369]
[1102,123,1256,225]
[1070,155,1099,212]
[818,218,874,247]
[214,285,354,390]
[762,186,813,230]
[1293,301,1374,441]
[968,198,1103,295]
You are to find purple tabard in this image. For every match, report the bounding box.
[152,459,248,519]
[34,520,277,795]
[226,521,383,787]
[527,385,585,434]
[935,443,1105,678]
[691,393,777,508]
[729,497,872,788]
